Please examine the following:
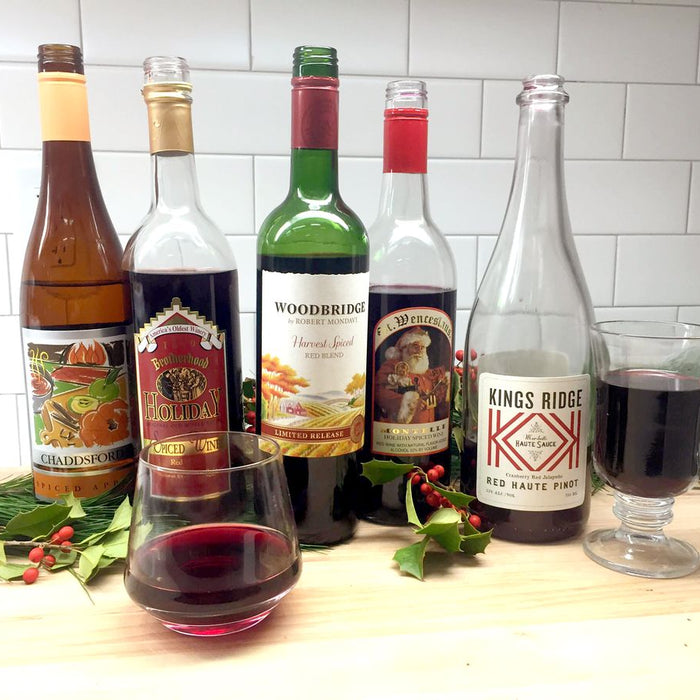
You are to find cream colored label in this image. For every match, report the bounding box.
[260,271,369,458]
[476,373,589,511]
[38,72,90,142]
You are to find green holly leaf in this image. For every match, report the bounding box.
[77,497,131,546]
[0,541,6,564]
[459,529,493,555]
[1,503,71,540]
[61,493,87,520]
[360,458,413,486]
[392,536,429,580]
[0,562,28,581]
[77,544,106,582]
[451,425,464,455]
[427,482,475,509]
[101,529,129,559]
[51,548,78,571]
[415,508,462,553]
[405,473,422,528]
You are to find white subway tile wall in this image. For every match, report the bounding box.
[2,0,700,467]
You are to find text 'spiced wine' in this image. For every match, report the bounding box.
[256,47,369,545]
[355,80,457,525]
[462,75,594,542]
[20,44,137,501]
[123,56,243,452]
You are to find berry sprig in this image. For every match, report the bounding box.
[0,492,132,591]
[360,459,492,580]
[17,525,74,585]
[242,376,257,433]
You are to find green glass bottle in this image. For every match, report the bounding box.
[256,46,369,545]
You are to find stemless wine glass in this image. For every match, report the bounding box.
[124,431,301,636]
[584,321,700,578]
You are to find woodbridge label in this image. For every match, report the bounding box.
[371,308,452,456]
[476,373,589,511]
[134,297,228,444]
[260,270,369,457]
[21,326,137,500]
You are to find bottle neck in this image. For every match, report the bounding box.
[378,108,430,220]
[288,75,339,200]
[502,99,569,240]
[151,152,201,210]
[145,94,200,209]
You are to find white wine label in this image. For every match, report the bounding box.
[21,326,137,500]
[371,308,452,456]
[476,372,589,511]
[260,270,369,457]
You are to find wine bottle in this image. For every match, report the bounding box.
[256,46,369,545]
[356,80,457,525]
[20,44,137,501]
[123,56,243,448]
[461,75,594,542]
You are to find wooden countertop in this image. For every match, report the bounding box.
[1,488,699,699]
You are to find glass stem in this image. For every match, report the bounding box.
[613,492,675,535]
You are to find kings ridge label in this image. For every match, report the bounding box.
[476,372,589,512]
[134,297,229,444]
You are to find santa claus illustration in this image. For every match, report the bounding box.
[374,326,449,424]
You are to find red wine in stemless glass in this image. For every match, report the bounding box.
[125,523,300,635]
[595,369,700,498]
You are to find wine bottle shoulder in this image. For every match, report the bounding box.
[123,213,236,273]
[257,195,367,257]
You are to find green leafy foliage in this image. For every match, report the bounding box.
[0,475,133,589]
[360,459,414,486]
[361,460,492,580]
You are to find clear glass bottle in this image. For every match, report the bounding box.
[256,46,369,545]
[20,44,137,501]
[356,79,457,525]
[461,75,594,543]
[123,56,243,446]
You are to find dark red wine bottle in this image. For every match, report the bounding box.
[122,56,243,446]
[256,47,369,545]
[355,80,457,525]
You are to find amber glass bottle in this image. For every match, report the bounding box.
[20,44,137,501]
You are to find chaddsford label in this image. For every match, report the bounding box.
[476,373,589,511]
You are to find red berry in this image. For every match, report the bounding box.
[245,410,256,423]
[28,547,45,563]
[59,541,72,552]
[470,348,478,362]
[411,472,422,485]
[22,567,39,585]
[455,366,463,376]
[468,513,482,529]
[420,482,433,495]
[426,492,441,508]
[57,525,74,541]
[440,497,451,508]
[434,464,445,478]
[42,554,56,569]
[469,367,477,382]
[455,349,464,363]
[245,425,256,433]
[49,531,62,544]
[426,468,439,483]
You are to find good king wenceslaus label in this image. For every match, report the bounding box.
[371,308,452,456]
[134,297,229,444]
[476,373,589,511]
[260,271,369,458]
